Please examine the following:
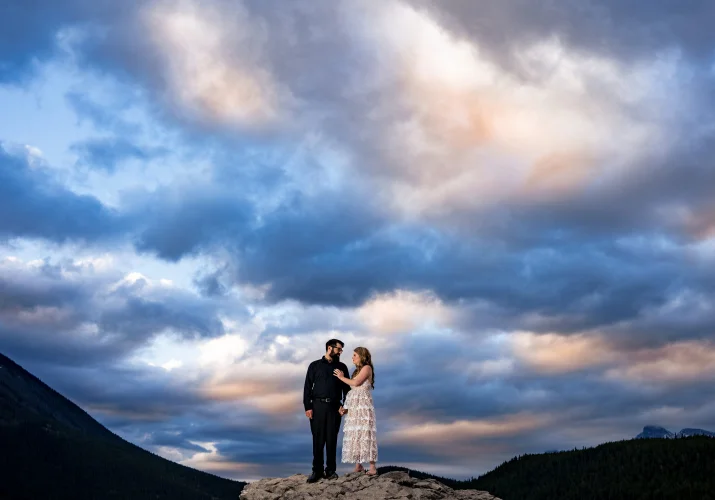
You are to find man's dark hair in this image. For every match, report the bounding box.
[326,339,344,351]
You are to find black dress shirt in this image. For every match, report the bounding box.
[304,356,350,410]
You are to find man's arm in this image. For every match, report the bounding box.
[303,362,315,412]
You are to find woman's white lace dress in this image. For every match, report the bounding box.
[341,378,378,463]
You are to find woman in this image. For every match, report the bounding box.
[333,347,378,475]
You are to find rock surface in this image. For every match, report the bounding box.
[239,471,501,500]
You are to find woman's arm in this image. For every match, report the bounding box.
[333,366,371,387]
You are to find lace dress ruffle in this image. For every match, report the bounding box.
[341,380,378,463]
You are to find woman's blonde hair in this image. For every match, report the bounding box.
[351,347,375,389]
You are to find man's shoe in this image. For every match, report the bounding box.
[324,471,339,480]
[306,471,323,483]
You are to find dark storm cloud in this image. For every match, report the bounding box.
[2,0,713,355]
[0,0,137,84]
[193,270,229,298]
[406,0,715,68]
[99,295,224,342]
[0,146,123,243]
[130,185,255,262]
[169,418,312,465]
[148,430,210,453]
[6,0,713,315]
[121,167,715,345]
[0,0,78,83]
[0,271,84,311]
[47,0,715,312]
[0,258,227,367]
[20,360,205,424]
[2,0,715,481]
[362,333,715,429]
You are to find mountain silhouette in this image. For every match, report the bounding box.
[387,437,715,499]
[635,425,715,439]
[0,351,245,500]
[635,425,676,439]
[678,428,715,438]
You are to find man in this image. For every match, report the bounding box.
[303,338,350,483]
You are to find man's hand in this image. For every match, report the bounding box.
[305,410,313,419]
[338,407,347,416]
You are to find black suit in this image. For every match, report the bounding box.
[304,356,350,474]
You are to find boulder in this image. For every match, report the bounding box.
[239,470,501,500]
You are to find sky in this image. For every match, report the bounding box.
[1,0,715,482]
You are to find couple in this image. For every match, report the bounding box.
[303,339,378,483]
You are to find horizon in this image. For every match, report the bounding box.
[2,0,715,483]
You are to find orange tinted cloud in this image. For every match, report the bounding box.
[605,340,715,384]
[511,331,616,374]
[385,412,552,446]
[357,290,455,335]
[510,331,715,385]
[144,0,288,127]
[344,1,677,217]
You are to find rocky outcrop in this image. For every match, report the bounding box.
[239,470,501,499]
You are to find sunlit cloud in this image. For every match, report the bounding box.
[342,0,685,220]
[510,331,616,374]
[179,442,262,480]
[143,0,290,128]
[2,0,715,482]
[357,290,455,335]
[385,412,553,447]
[605,341,715,385]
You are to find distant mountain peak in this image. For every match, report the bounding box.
[678,428,715,438]
[635,425,715,439]
[636,425,675,439]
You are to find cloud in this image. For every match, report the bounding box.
[129,182,255,261]
[357,290,455,335]
[28,0,709,323]
[0,144,122,243]
[0,256,227,367]
[2,0,715,482]
[65,91,142,135]
[605,340,715,385]
[510,331,616,374]
[71,137,167,173]
[405,0,715,65]
[385,412,553,446]
[141,0,291,129]
[0,1,77,83]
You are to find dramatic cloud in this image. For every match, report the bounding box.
[0,256,226,365]
[0,144,122,243]
[1,0,715,481]
[406,0,715,64]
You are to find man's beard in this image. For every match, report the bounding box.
[331,350,340,362]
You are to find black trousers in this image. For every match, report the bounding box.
[309,400,342,473]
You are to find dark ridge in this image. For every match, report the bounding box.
[382,436,715,500]
[0,352,245,500]
[0,352,116,438]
